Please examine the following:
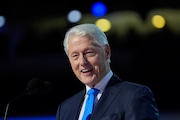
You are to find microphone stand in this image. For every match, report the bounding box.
[4,91,26,120]
[3,78,51,120]
[4,103,9,120]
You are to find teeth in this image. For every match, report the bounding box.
[81,69,90,72]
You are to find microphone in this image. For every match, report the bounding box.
[3,78,51,120]
[26,77,51,95]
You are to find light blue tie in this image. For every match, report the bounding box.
[82,88,100,120]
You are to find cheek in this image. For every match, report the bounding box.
[70,60,79,71]
[69,60,75,68]
[96,56,107,68]
[90,56,104,67]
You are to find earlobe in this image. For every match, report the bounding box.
[105,45,111,59]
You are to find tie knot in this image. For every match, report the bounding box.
[88,88,100,95]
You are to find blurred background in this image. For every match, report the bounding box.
[0,0,180,120]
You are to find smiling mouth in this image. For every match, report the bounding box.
[81,69,93,73]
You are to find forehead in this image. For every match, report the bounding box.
[68,35,100,46]
[68,35,102,52]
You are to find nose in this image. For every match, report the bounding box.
[80,55,88,65]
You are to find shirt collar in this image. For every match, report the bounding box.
[85,70,113,93]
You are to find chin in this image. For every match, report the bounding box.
[83,79,94,85]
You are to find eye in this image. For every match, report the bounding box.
[85,51,96,57]
[71,53,79,60]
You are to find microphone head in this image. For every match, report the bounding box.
[26,78,51,95]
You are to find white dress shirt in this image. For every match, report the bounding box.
[78,70,113,120]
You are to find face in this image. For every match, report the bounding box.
[67,35,111,87]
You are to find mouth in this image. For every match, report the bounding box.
[81,68,93,73]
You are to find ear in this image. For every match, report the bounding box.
[104,44,111,60]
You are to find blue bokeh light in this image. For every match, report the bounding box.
[91,2,107,17]
[67,10,82,23]
[0,16,5,28]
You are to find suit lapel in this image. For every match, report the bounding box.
[90,74,123,119]
[70,89,86,120]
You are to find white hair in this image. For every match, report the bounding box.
[63,23,111,63]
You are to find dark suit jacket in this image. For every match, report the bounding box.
[56,74,159,120]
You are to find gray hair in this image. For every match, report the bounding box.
[63,23,111,63]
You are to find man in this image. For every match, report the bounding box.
[56,23,159,120]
